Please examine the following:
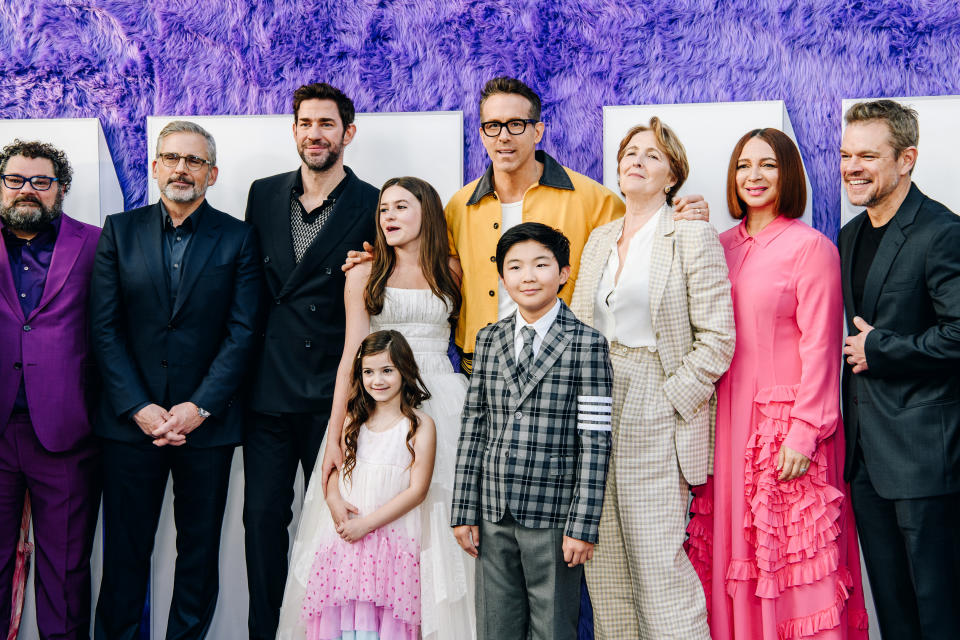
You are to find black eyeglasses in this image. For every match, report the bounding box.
[480,119,539,137]
[157,153,212,171]
[1,174,59,191]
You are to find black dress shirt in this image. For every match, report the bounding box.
[161,202,201,307]
[852,220,888,315]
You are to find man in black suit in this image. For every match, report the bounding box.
[242,82,378,639]
[90,120,261,639]
[839,99,960,639]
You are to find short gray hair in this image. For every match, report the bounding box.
[156,120,217,166]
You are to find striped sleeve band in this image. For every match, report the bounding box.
[577,395,613,431]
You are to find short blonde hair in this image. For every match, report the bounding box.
[616,117,689,205]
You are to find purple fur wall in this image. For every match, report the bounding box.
[2,1,959,239]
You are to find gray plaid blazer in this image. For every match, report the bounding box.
[570,211,735,485]
[450,301,614,543]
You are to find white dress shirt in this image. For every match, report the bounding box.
[594,207,660,348]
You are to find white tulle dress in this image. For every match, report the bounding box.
[277,287,475,640]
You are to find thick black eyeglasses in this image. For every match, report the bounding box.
[157,153,212,171]
[480,118,539,137]
[1,174,59,190]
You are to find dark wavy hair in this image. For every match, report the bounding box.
[342,330,430,482]
[292,82,355,127]
[0,139,73,194]
[364,177,461,326]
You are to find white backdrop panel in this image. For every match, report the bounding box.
[146,111,464,219]
[0,118,122,227]
[604,101,813,234]
[140,111,462,639]
[840,95,960,227]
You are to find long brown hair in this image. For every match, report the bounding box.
[364,177,461,325]
[342,330,431,482]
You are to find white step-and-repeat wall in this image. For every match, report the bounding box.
[9,95,960,638]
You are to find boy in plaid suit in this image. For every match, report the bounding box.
[451,222,614,640]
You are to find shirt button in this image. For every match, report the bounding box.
[305,339,312,348]
[176,236,181,242]
[489,290,495,297]
[20,292,26,298]
[493,222,499,229]
[22,325,30,332]
[325,267,332,275]
[173,263,179,269]
[23,266,28,271]
[514,411,522,420]
[309,304,317,312]
[489,256,496,262]
[264,256,271,263]
[13,362,22,370]
[160,360,168,368]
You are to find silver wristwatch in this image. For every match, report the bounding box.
[197,406,211,418]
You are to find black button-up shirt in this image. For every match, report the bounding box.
[161,202,201,306]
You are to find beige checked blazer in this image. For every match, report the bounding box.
[570,209,735,485]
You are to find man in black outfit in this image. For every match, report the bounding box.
[242,82,378,639]
[839,99,960,639]
[91,120,261,639]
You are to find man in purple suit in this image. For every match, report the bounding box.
[0,140,101,639]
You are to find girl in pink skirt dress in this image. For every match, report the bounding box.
[686,128,869,639]
[300,330,436,640]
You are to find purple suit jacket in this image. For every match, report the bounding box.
[0,213,100,452]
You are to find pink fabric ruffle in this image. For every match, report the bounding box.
[775,569,868,640]
[739,385,845,599]
[302,526,421,640]
[686,479,714,619]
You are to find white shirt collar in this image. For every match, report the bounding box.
[513,298,561,358]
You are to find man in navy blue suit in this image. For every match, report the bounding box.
[90,121,261,639]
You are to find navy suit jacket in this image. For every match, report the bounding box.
[90,200,261,447]
[839,183,960,498]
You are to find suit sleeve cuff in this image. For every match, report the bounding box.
[126,402,151,421]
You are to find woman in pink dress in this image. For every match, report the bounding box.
[685,128,869,639]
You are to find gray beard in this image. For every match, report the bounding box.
[0,193,63,233]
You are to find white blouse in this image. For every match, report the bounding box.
[593,207,661,348]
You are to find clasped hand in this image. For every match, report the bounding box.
[327,494,366,542]
[133,402,206,447]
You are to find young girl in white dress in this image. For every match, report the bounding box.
[278,178,474,639]
[297,329,435,639]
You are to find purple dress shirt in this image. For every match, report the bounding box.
[2,217,60,410]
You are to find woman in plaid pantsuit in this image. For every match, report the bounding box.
[571,118,735,639]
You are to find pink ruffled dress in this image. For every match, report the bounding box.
[686,217,869,640]
[301,417,422,640]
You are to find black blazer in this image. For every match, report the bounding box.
[244,167,378,414]
[90,201,261,447]
[839,183,960,499]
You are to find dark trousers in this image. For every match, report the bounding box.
[478,512,582,640]
[0,414,100,640]
[94,438,233,640]
[849,444,960,640]
[243,410,328,640]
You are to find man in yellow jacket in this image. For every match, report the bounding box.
[446,77,707,372]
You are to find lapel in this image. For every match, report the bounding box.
[494,314,522,400]
[135,204,172,318]
[576,220,621,327]
[648,207,676,329]
[859,184,923,322]
[171,202,222,320]
[516,302,574,405]
[841,213,865,326]
[262,170,298,286]
[279,168,369,298]
[27,215,87,321]
[0,222,23,320]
